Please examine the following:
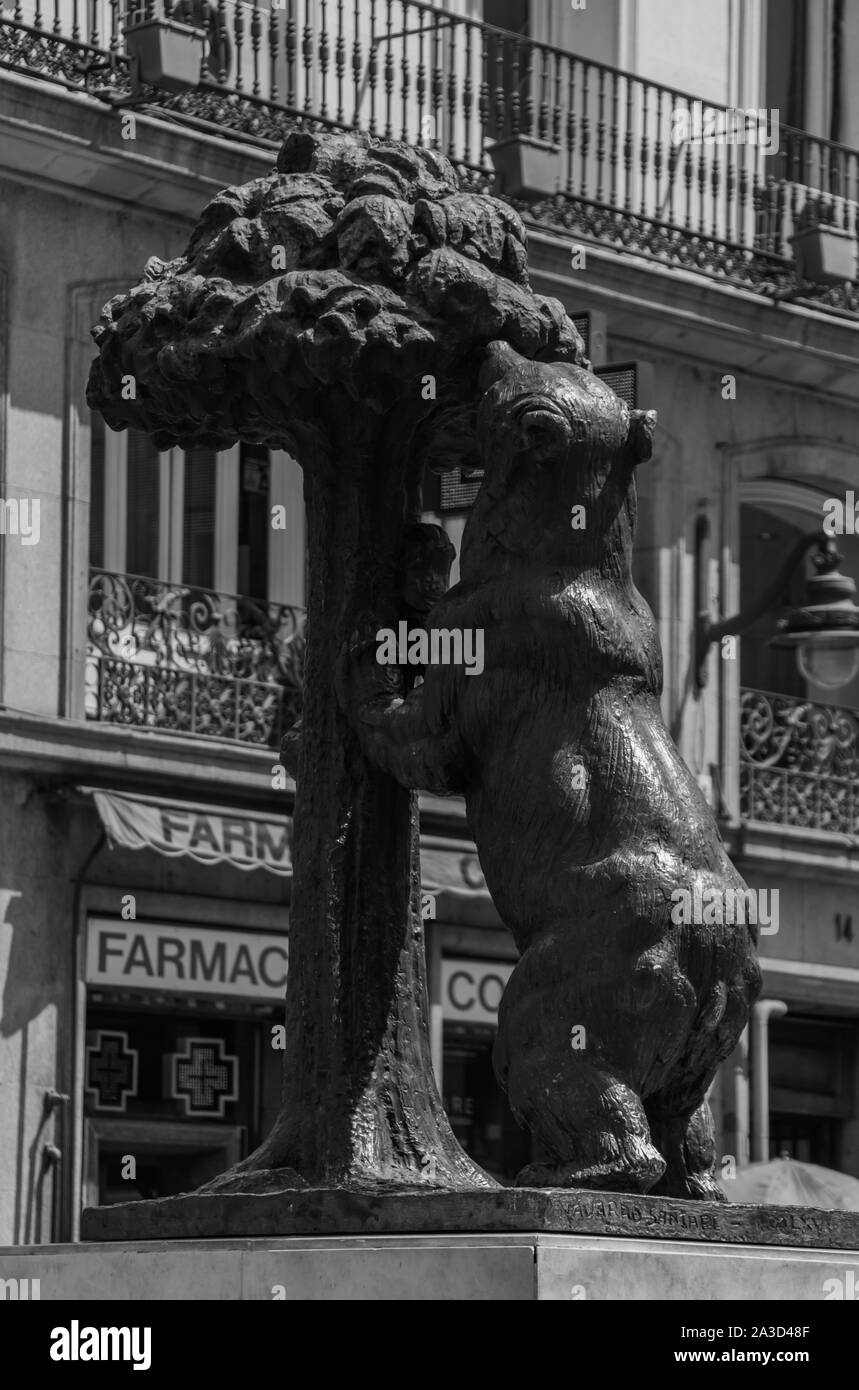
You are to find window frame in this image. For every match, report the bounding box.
[69,284,307,721]
[714,441,859,828]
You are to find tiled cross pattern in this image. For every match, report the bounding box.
[85,1030,139,1112]
[170,1037,239,1118]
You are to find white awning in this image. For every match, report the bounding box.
[421,837,502,927]
[78,790,501,923]
[79,788,292,877]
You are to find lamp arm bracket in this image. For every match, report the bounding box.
[696,529,823,683]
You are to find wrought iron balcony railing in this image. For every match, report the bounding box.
[2,2,858,309]
[740,687,859,835]
[86,567,305,747]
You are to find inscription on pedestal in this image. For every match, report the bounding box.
[565,1198,720,1236]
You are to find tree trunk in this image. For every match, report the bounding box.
[215,417,494,1191]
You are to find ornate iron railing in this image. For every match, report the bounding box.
[740,687,859,835]
[86,568,305,746]
[2,2,858,306]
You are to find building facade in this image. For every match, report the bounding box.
[1,0,858,1243]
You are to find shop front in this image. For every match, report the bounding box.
[438,956,533,1183]
[71,788,293,1231]
[71,795,530,1220]
[422,837,532,1184]
[735,860,859,1176]
[82,916,288,1209]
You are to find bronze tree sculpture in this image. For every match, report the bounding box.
[87,130,586,1195]
[88,130,760,1207]
[344,348,762,1199]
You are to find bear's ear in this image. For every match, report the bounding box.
[479,340,527,391]
[629,408,657,464]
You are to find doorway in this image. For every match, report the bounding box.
[83,1118,243,1207]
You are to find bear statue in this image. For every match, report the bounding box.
[342,341,761,1199]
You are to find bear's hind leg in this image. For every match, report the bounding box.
[505,1053,666,1193]
[646,1099,726,1202]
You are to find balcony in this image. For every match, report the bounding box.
[86,568,305,747]
[740,687,859,835]
[1,2,858,313]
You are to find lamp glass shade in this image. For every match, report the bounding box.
[797,642,859,690]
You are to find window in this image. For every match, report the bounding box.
[88,423,305,608]
[738,485,859,834]
[126,431,161,580]
[484,0,528,35]
[765,0,808,133]
[768,1114,840,1166]
[182,449,216,590]
[764,0,858,148]
[89,414,106,570]
[740,497,859,711]
[443,1031,533,1184]
[482,0,530,141]
[768,1016,856,1172]
[238,445,270,602]
[740,502,808,701]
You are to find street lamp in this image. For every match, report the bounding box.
[769,538,859,689]
[695,530,859,692]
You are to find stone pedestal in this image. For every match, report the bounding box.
[2,1233,858,1300]
[0,1189,843,1300]
[79,1185,859,1251]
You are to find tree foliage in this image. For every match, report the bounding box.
[87,131,587,464]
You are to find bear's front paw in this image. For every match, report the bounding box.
[335,628,404,720]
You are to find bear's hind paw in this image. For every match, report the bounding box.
[515,1152,664,1193]
[650,1171,727,1202]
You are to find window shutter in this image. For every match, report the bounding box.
[183,449,217,589]
[126,429,160,579]
[89,413,106,569]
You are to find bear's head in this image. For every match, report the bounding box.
[459,342,656,582]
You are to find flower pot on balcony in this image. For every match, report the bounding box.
[125,17,206,93]
[487,134,561,200]
[789,223,857,286]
